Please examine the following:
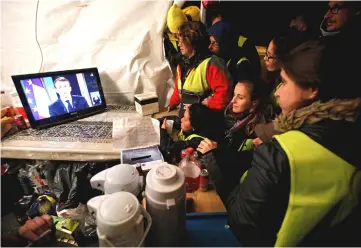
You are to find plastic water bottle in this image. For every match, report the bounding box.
[179,148,201,193]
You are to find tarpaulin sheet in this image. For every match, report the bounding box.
[1,0,174,107]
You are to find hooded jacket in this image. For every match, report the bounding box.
[202,98,361,246]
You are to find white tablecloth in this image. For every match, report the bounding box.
[1,105,140,161]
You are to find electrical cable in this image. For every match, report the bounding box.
[35,0,43,73]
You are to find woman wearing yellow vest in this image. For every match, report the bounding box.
[159,103,223,164]
[199,40,361,246]
[253,29,312,144]
[164,4,201,68]
[167,21,232,118]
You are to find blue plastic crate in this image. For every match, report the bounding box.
[186,212,241,247]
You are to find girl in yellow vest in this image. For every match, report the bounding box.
[198,40,361,246]
[159,103,223,164]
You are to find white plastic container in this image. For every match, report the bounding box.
[90,164,143,196]
[87,192,151,247]
[145,163,186,246]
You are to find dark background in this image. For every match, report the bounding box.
[184,1,328,45]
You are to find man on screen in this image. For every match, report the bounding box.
[48,77,89,116]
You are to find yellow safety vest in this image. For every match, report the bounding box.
[238,35,248,48]
[239,130,361,246]
[177,57,212,98]
[273,130,361,247]
[178,130,206,141]
[226,57,250,68]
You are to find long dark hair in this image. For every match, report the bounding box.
[272,28,310,60]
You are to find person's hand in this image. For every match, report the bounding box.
[201,97,210,106]
[197,138,218,154]
[1,107,16,138]
[18,215,53,242]
[161,118,167,130]
[167,104,176,112]
[253,137,263,147]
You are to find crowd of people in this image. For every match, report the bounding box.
[2,0,361,246]
[161,0,361,246]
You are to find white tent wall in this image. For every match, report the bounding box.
[1,0,174,108]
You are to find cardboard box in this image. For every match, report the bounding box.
[134,92,159,116]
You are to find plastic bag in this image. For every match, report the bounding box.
[26,191,57,218]
[41,161,118,211]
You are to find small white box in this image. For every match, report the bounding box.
[134,92,159,116]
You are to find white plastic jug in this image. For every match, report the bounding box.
[87,192,151,247]
[145,163,186,246]
[90,164,142,196]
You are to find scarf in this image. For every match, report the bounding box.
[274,98,361,133]
[224,102,256,138]
[320,19,341,37]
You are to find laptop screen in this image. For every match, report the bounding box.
[12,67,107,128]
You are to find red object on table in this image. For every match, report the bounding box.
[16,107,28,121]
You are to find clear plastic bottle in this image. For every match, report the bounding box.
[179,147,201,193]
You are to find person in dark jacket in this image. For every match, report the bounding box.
[160,103,223,164]
[263,29,311,120]
[198,40,361,246]
[319,1,361,100]
[206,2,261,82]
[48,77,89,116]
[197,79,266,182]
[253,29,313,145]
[208,21,257,85]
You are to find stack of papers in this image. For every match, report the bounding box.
[113,115,163,171]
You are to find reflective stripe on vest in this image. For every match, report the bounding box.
[177,57,211,96]
[238,138,254,152]
[227,57,250,67]
[178,130,206,141]
[240,170,248,184]
[238,35,248,48]
[274,130,361,247]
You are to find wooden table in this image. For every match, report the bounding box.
[188,189,226,213]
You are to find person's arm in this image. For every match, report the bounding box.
[205,57,231,110]
[204,141,291,246]
[168,65,181,109]
[2,215,54,247]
